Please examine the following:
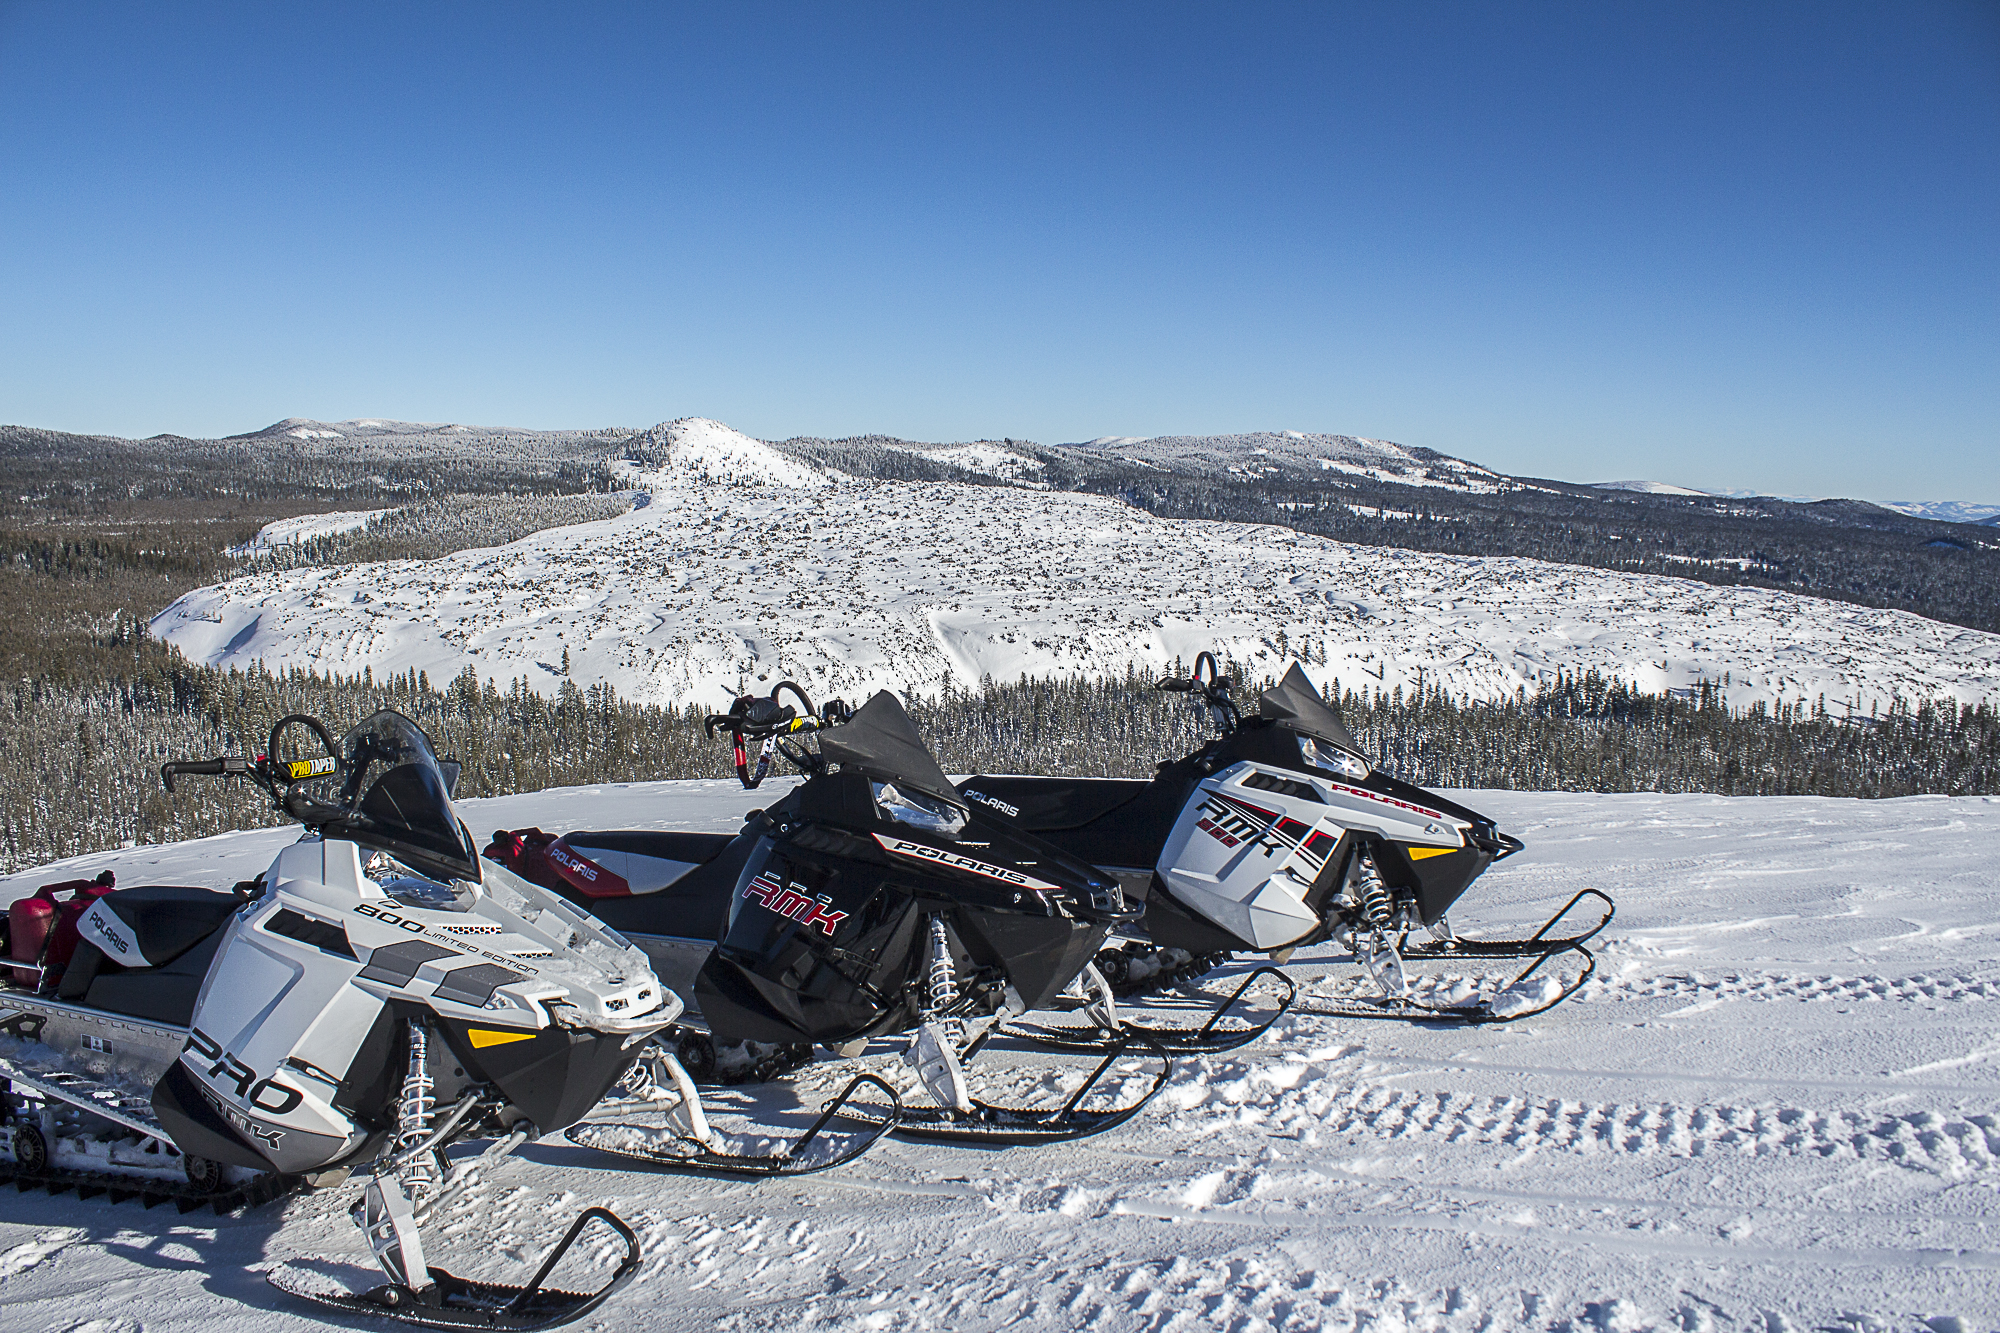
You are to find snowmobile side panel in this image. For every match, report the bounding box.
[152,1058,311,1170]
[1135,876,1249,955]
[955,911,1103,1012]
[433,1019,641,1137]
[1376,840,1497,925]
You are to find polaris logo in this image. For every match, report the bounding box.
[551,845,598,881]
[965,790,1019,818]
[872,835,1061,891]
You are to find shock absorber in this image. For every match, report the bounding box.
[1353,847,1394,928]
[392,1018,439,1200]
[921,915,959,1020]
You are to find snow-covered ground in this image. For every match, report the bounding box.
[3,781,1995,1331]
[225,508,397,555]
[153,421,2000,717]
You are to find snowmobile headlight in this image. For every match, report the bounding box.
[872,781,969,838]
[1298,734,1370,781]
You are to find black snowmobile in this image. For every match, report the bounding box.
[957,655,1613,1031]
[1,710,675,1330]
[487,688,1208,1152]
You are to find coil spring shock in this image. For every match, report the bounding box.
[392,1018,439,1198]
[1354,848,1394,928]
[921,915,958,1020]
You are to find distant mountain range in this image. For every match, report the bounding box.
[1589,479,1998,526]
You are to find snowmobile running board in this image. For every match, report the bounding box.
[884,1037,1173,1147]
[567,1072,903,1177]
[269,1206,641,1331]
[0,1055,299,1214]
[1012,967,1297,1055]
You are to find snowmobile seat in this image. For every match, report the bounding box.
[960,776,1186,870]
[85,884,242,967]
[565,833,750,945]
[959,776,1150,831]
[56,885,242,1024]
[73,927,227,1028]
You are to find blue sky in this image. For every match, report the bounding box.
[2,2,1994,502]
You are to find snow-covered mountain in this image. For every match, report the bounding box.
[1589,479,1712,496]
[153,419,2000,715]
[1879,498,2000,525]
[1065,429,1506,491]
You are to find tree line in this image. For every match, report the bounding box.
[4,646,1992,875]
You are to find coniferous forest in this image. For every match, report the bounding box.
[4,641,1993,874]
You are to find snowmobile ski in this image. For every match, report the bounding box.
[1400,888,1615,961]
[567,1067,902,1177]
[1012,965,1297,1055]
[1297,940,1599,1026]
[876,1036,1172,1146]
[266,1206,640,1331]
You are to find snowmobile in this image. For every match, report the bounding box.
[0,709,677,1330]
[954,655,1613,1031]
[485,688,1211,1153]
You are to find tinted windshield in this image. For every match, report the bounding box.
[817,691,966,809]
[1258,663,1366,756]
[321,710,481,883]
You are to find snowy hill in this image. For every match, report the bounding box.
[620,416,829,489]
[3,780,1995,1331]
[153,421,2000,715]
[1589,479,1712,496]
[1064,428,1507,491]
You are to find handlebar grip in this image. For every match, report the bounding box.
[161,758,226,792]
[1154,678,1192,692]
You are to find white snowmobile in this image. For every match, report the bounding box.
[957,655,1613,1034]
[0,710,675,1330]
[487,689,1221,1153]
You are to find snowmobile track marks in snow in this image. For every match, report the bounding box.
[1261,1087,2000,1174]
[1583,968,2000,1007]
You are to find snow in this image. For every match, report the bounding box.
[1880,500,2000,526]
[1590,480,1713,497]
[625,417,830,490]
[3,780,1995,1330]
[906,442,1048,484]
[226,507,396,554]
[153,444,2000,715]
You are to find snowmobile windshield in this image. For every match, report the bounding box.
[817,691,968,814]
[322,710,483,885]
[1259,663,1367,761]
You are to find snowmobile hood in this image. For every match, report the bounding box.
[817,691,966,812]
[1258,663,1364,757]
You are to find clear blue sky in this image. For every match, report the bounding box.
[2,2,1994,502]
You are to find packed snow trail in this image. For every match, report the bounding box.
[152,420,2000,715]
[3,784,1995,1331]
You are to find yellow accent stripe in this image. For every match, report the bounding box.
[467,1028,538,1049]
[1406,846,1457,861]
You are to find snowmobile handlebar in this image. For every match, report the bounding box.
[706,683,853,788]
[1155,652,1241,732]
[160,755,254,792]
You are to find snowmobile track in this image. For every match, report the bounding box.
[1253,1086,2000,1173]
[0,1161,301,1214]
